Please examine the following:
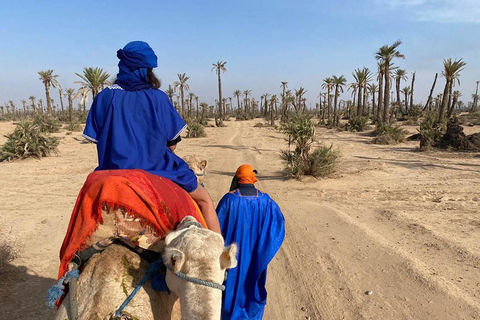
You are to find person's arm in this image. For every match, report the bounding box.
[189,185,221,233]
[167,135,181,152]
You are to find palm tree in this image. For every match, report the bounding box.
[438,58,467,123]
[375,41,405,123]
[173,73,190,118]
[448,91,461,118]
[322,77,334,121]
[38,70,59,114]
[65,88,76,122]
[21,99,27,114]
[188,92,196,118]
[376,62,385,122]
[165,85,175,104]
[75,67,110,99]
[212,61,227,121]
[368,83,378,118]
[394,69,408,113]
[471,80,479,112]
[74,87,90,114]
[332,75,347,125]
[195,95,200,119]
[409,72,416,112]
[294,87,307,112]
[243,90,251,117]
[29,96,36,114]
[352,68,372,116]
[401,86,411,111]
[233,90,241,113]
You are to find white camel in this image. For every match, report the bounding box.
[55,216,237,320]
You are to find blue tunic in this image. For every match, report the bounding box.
[216,189,285,320]
[83,84,198,192]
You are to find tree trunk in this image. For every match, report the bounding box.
[447,94,458,119]
[438,78,450,124]
[377,71,384,123]
[334,87,339,126]
[396,78,402,114]
[409,72,415,112]
[45,84,52,114]
[446,81,454,117]
[181,89,185,118]
[356,85,362,116]
[363,83,367,116]
[383,64,390,123]
[217,71,223,121]
[424,73,438,111]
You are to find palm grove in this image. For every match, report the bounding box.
[1,41,479,168]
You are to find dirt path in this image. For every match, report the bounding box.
[0,119,479,319]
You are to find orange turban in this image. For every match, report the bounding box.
[235,164,258,185]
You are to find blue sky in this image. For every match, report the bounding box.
[1,0,479,109]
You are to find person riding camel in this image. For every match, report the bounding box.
[216,164,285,320]
[82,40,220,233]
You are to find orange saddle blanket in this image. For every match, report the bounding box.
[58,169,206,280]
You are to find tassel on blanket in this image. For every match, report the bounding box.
[46,269,80,308]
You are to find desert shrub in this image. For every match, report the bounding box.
[186,121,206,138]
[0,121,60,161]
[32,114,61,133]
[406,104,423,121]
[371,122,407,145]
[419,112,446,151]
[281,113,315,159]
[280,113,338,178]
[281,145,338,178]
[64,121,83,132]
[0,225,18,271]
[345,116,369,132]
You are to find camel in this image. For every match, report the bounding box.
[55,215,237,320]
[183,155,208,186]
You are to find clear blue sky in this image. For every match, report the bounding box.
[1,0,479,109]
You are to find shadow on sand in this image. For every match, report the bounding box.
[0,262,56,319]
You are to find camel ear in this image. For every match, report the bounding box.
[200,160,207,169]
[164,248,185,273]
[220,243,237,269]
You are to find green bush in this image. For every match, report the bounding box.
[186,121,206,138]
[64,121,83,132]
[419,112,446,151]
[0,121,60,161]
[280,113,338,178]
[32,114,61,133]
[372,122,407,145]
[345,116,369,132]
[281,113,315,159]
[281,145,338,178]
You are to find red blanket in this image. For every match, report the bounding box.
[58,169,206,280]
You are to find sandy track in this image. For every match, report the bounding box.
[0,119,479,319]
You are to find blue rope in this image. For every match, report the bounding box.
[114,259,165,317]
[165,264,225,291]
[46,269,80,308]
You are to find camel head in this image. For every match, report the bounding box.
[183,155,207,185]
[163,216,237,320]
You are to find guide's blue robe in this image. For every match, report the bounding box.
[216,187,285,320]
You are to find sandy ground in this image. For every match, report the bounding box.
[0,119,479,320]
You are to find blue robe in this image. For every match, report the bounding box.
[83,84,197,192]
[216,188,285,320]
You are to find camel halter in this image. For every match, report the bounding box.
[164,220,226,291]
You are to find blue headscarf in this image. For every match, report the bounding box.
[116,41,158,91]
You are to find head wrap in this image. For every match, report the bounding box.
[236,165,258,184]
[116,41,158,91]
